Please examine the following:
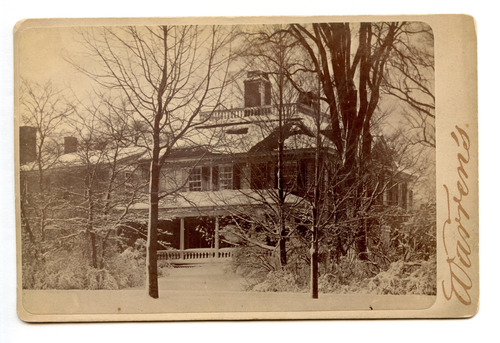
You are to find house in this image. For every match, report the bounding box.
[19,70,414,263]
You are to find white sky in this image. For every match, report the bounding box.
[18,27,99,95]
[16,23,430,135]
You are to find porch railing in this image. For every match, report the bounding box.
[158,247,235,264]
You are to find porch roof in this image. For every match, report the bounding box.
[126,189,307,217]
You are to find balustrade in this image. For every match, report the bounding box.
[199,103,304,123]
[158,248,235,263]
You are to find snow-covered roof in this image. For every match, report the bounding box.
[20,146,148,172]
[21,104,336,172]
[175,108,334,156]
[124,189,306,215]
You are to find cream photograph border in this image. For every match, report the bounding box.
[14,14,476,322]
[1,1,496,342]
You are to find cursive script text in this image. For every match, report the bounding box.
[441,125,473,305]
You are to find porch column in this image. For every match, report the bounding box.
[180,217,185,258]
[214,217,220,259]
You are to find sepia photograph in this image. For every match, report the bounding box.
[13,15,476,321]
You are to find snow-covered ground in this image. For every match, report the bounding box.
[20,263,436,320]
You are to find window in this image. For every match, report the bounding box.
[401,182,408,210]
[283,161,298,188]
[159,170,170,192]
[387,183,399,206]
[251,163,270,189]
[188,167,202,191]
[219,165,233,190]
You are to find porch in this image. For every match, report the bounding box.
[158,247,236,266]
[124,190,304,265]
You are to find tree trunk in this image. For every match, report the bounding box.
[311,86,321,299]
[89,230,98,269]
[87,186,99,270]
[311,224,319,299]
[278,69,287,268]
[38,151,46,242]
[146,154,160,299]
[40,213,46,242]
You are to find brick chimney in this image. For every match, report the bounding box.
[244,71,271,108]
[19,126,37,164]
[64,136,78,154]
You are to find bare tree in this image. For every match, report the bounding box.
[277,22,434,295]
[19,78,74,289]
[382,22,435,147]
[239,25,304,267]
[71,25,237,298]
[287,22,435,258]
[20,78,74,242]
[20,91,153,289]
[50,98,146,287]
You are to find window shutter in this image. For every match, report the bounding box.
[298,160,307,191]
[212,166,219,191]
[179,168,188,192]
[202,166,210,191]
[233,164,240,190]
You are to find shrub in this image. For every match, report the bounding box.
[252,269,304,292]
[158,260,173,277]
[365,258,436,295]
[231,246,310,292]
[231,247,281,289]
[321,253,378,288]
[318,257,436,295]
[104,246,146,289]
[22,238,150,290]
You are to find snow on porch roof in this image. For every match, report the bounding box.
[125,189,306,216]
